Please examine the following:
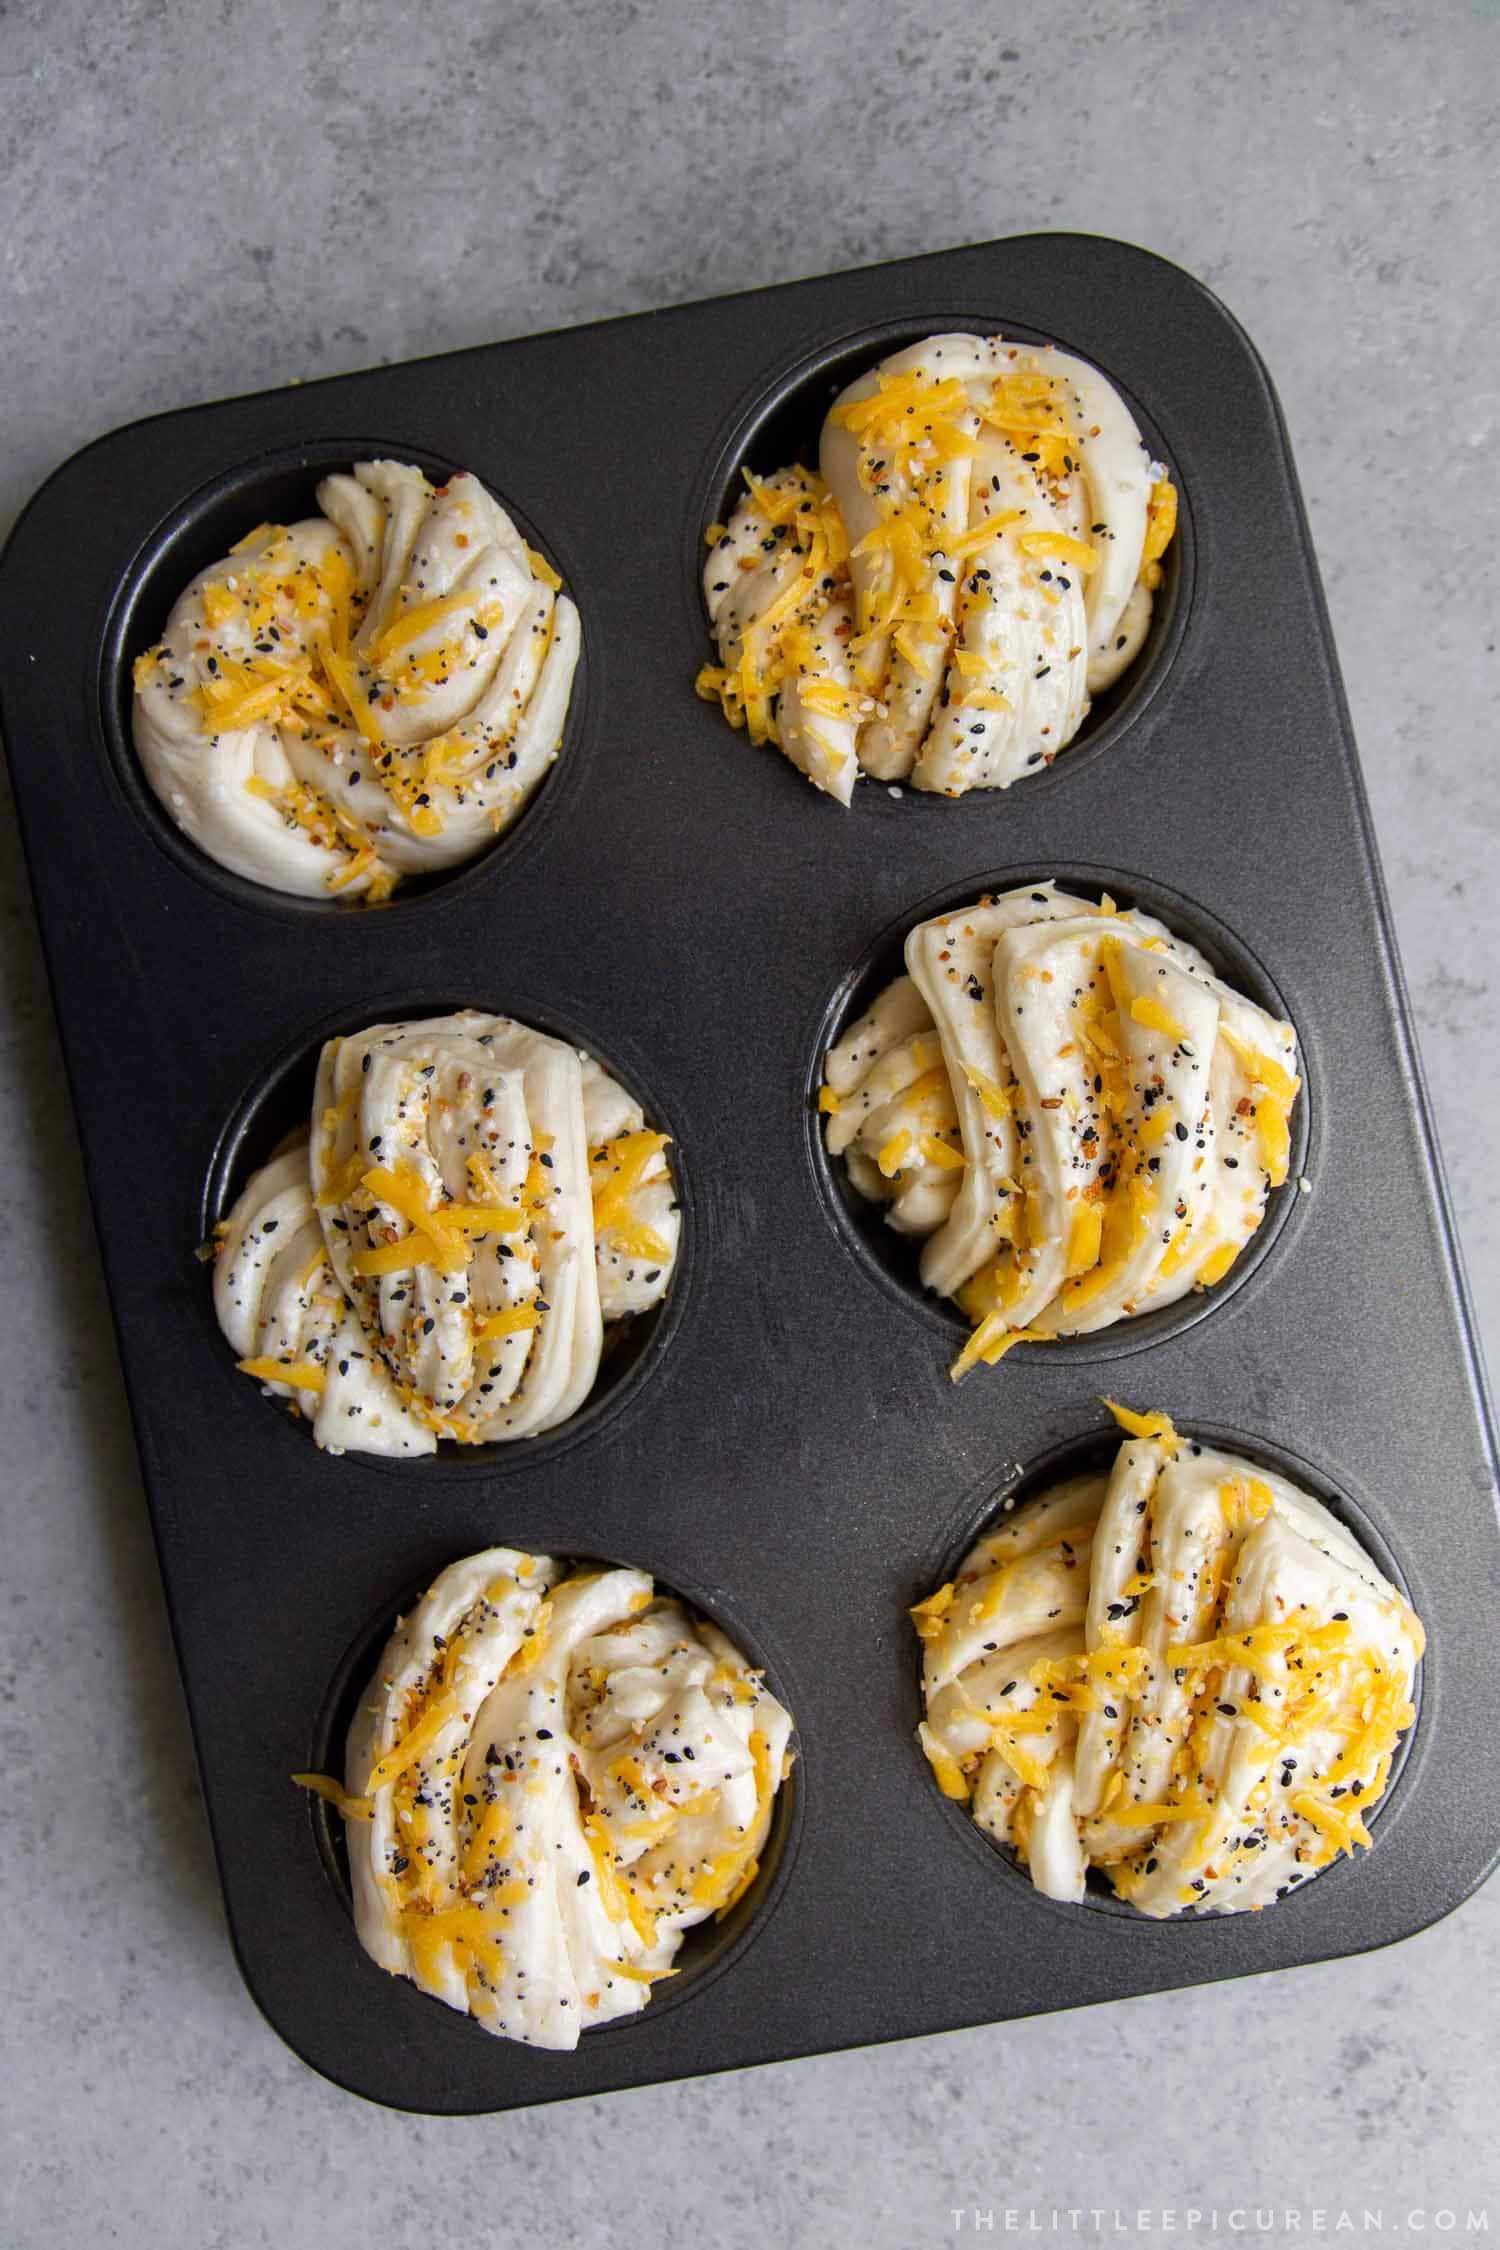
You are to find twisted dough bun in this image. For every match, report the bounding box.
[699,334,1176,805]
[822,883,1300,1374]
[134,460,580,899]
[300,1550,793,2049]
[214,1011,677,1453]
[914,1404,1423,1915]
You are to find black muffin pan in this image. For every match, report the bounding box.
[2,234,1496,2116]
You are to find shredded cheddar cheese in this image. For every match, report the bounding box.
[909,1582,956,1641]
[1102,1399,1180,1450]
[1142,480,1178,567]
[292,1771,374,1821]
[237,1355,326,1394]
[1129,993,1187,1042]
[1016,530,1099,573]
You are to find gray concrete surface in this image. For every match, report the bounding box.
[1,1,1496,2243]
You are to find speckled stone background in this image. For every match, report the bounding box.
[2,1,1496,2242]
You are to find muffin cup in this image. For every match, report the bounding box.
[691,316,1194,812]
[100,439,591,915]
[303,1552,803,2034]
[906,1415,1423,1925]
[806,861,1312,1360]
[204,990,694,1472]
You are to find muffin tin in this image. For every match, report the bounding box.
[1,233,1497,2115]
